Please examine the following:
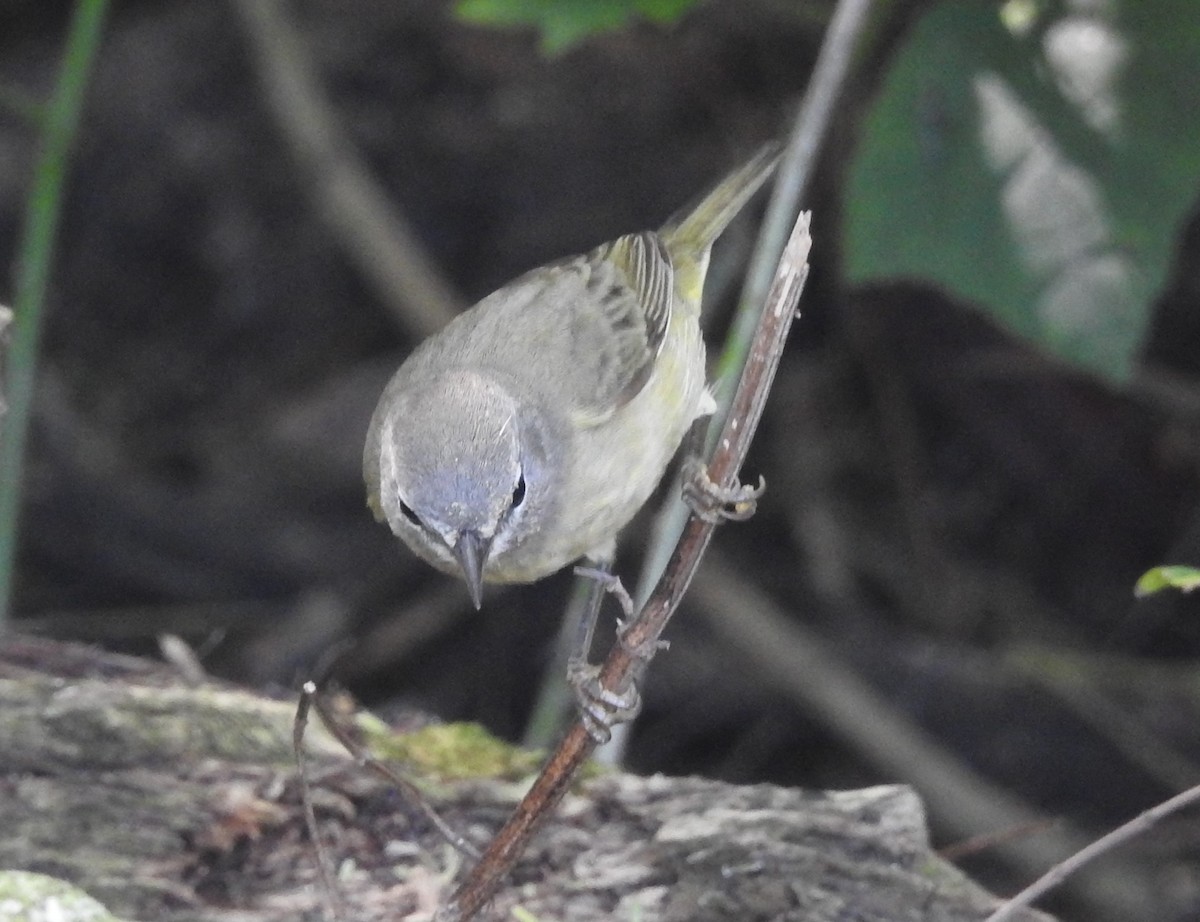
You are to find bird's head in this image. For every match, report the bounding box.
[374,370,544,607]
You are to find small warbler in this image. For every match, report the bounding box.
[364,147,778,607]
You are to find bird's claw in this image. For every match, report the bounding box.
[573,566,635,619]
[567,663,642,745]
[682,458,765,523]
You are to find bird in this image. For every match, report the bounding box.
[364,146,778,608]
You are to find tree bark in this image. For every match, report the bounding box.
[0,637,1052,921]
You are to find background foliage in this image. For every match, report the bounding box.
[845,0,1200,380]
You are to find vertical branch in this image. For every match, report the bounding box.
[440,213,812,922]
[629,0,877,717]
[714,0,874,393]
[0,0,112,630]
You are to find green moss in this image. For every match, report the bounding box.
[359,717,543,781]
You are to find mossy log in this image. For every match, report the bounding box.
[0,637,1050,922]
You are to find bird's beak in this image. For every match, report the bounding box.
[452,529,490,610]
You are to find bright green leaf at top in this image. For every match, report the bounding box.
[843,0,1200,382]
[1134,565,1200,598]
[455,0,701,53]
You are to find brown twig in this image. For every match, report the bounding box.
[619,0,876,767]
[438,213,812,921]
[295,681,479,860]
[984,782,1200,922]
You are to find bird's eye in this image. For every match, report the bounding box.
[398,498,421,526]
[511,473,527,509]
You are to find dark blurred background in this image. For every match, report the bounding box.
[2,1,1200,920]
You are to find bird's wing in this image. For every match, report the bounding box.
[442,230,674,426]
[568,230,673,423]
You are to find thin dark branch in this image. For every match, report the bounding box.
[293,684,345,922]
[984,783,1200,922]
[300,681,480,861]
[627,0,877,764]
[439,213,812,922]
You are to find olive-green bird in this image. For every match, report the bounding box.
[364,146,778,608]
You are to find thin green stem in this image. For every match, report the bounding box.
[715,0,873,394]
[634,0,876,621]
[0,0,111,630]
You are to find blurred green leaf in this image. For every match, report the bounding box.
[843,0,1200,382]
[1134,565,1200,598]
[455,0,700,53]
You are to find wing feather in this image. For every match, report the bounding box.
[586,230,673,413]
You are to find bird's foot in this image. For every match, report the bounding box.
[681,457,765,523]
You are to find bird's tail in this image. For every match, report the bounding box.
[660,143,780,257]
